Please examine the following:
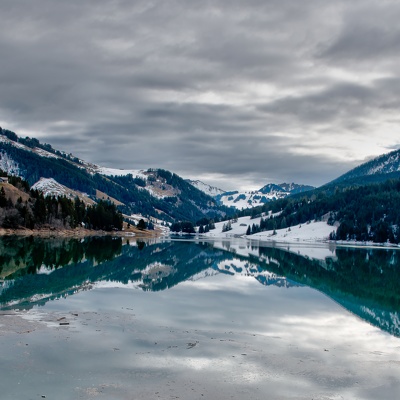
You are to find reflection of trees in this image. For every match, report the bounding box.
[0,240,227,309]
[1,238,399,336]
[255,246,400,311]
[0,236,122,279]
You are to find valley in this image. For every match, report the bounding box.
[1,127,400,246]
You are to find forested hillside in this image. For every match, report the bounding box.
[0,173,123,231]
[0,128,233,223]
[241,179,400,244]
[329,148,400,186]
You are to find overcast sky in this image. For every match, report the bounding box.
[0,0,399,190]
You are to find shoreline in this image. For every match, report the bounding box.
[2,227,399,250]
[177,232,400,251]
[0,226,163,238]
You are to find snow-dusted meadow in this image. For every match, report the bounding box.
[202,214,336,244]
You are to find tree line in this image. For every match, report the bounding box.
[0,173,123,231]
[1,131,235,223]
[239,179,400,244]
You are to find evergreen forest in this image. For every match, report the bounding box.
[238,179,400,244]
[0,173,123,231]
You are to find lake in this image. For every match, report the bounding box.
[0,236,399,399]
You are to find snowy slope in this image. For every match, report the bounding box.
[201,214,336,244]
[94,167,147,180]
[0,150,20,176]
[251,220,335,243]
[187,179,226,196]
[333,148,400,183]
[32,178,95,204]
[216,190,286,209]
[32,177,69,197]
[0,134,62,160]
[215,183,314,209]
[187,179,314,210]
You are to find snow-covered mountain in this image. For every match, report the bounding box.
[186,176,315,210]
[0,128,232,222]
[0,149,20,176]
[31,178,95,205]
[214,182,315,209]
[262,182,315,195]
[331,148,400,185]
[186,179,226,197]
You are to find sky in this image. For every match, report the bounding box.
[0,0,399,191]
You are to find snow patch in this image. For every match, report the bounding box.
[96,167,147,180]
[251,220,336,243]
[188,180,226,196]
[201,215,336,245]
[0,151,20,176]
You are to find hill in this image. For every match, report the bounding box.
[328,148,400,187]
[213,182,315,209]
[186,179,226,197]
[0,172,127,231]
[0,128,233,223]
[239,178,400,244]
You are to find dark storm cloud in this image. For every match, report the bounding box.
[0,0,399,190]
[318,2,400,63]
[259,83,375,124]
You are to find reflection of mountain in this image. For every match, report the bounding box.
[0,237,399,337]
[331,295,400,338]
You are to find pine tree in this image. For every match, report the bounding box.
[137,219,147,230]
[0,186,7,207]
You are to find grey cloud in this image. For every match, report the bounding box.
[318,2,400,63]
[0,0,399,191]
[259,82,375,124]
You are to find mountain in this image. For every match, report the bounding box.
[214,182,315,209]
[275,182,315,194]
[186,179,226,197]
[329,148,400,186]
[31,177,96,206]
[0,127,233,223]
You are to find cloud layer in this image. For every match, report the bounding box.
[0,0,399,190]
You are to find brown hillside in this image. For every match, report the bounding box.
[0,182,30,203]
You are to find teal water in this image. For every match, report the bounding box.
[0,236,399,399]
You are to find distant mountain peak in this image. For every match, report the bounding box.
[258,183,286,194]
[187,179,226,196]
[214,182,315,209]
[331,148,400,185]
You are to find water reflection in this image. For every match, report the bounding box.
[0,236,399,337]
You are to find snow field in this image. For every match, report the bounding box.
[202,215,336,243]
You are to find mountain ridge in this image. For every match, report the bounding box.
[0,128,233,223]
[214,182,315,209]
[2,126,400,222]
[329,148,400,186]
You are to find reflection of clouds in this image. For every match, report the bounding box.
[274,312,397,353]
[108,308,400,398]
[16,263,400,399]
[182,272,249,289]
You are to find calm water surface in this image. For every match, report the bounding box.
[0,236,399,399]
